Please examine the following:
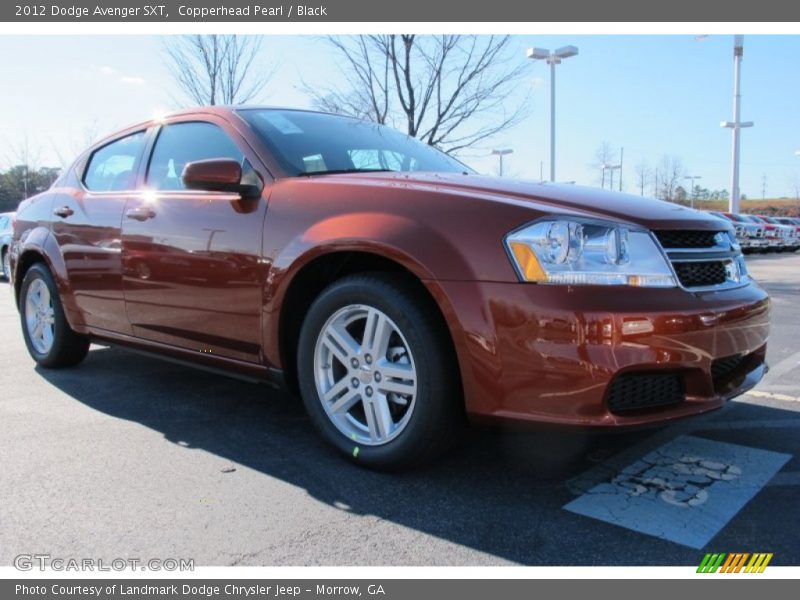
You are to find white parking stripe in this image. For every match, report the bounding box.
[761,350,800,384]
[745,390,800,402]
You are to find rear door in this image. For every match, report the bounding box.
[50,130,148,334]
[120,118,269,363]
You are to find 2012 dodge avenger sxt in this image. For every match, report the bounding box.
[9,107,770,468]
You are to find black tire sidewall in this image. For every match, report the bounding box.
[1,248,8,280]
[297,275,456,469]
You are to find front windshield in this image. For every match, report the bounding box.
[238,109,472,177]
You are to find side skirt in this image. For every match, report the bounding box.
[86,328,286,389]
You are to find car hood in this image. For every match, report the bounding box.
[322,172,727,231]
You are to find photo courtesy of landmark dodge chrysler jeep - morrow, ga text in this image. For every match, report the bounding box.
[8,107,770,469]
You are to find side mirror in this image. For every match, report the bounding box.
[182,158,262,199]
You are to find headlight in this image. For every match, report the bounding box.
[505,218,677,287]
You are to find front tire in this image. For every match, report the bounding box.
[297,273,463,469]
[20,263,89,368]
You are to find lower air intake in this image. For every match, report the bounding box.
[607,373,685,413]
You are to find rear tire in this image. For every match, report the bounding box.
[297,273,463,470]
[19,263,89,368]
[1,248,9,281]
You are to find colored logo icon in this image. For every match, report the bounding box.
[697,553,773,573]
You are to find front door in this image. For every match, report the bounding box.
[120,119,268,363]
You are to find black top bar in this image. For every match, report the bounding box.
[3,1,799,22]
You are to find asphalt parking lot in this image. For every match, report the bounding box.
[1,253,799,567]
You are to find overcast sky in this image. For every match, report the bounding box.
[0,34,798,197]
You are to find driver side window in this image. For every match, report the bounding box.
[147,122,244,191]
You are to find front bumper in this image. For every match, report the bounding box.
[436,279,770,428]
[743,237,767,249]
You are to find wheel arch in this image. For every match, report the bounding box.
[14,249,50,306]
[272,249,466,400]
[13,232,84,331]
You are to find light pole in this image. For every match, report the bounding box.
[684,175,702,208]
[527,45,579,182]
[491,148,513,177]
[721,35,753,214]
[603,163,622,190]
[795,151,800,203]
[202,228,226,252]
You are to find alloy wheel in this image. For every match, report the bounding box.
[313,304,418,446]
[25,278,56,354]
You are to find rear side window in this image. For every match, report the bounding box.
[83,131,146,192]
[146,122,243,191]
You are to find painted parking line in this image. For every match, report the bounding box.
[745,390,800,402]
[759,350,800,385]
[563,436,791,549]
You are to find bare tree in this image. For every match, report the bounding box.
[4,134,42,199]
[304,35,528,154]
[592,141,615,188]
[654,155,684,202]
[309,36,391,124]
[634,159,651,196]
[164,35,273,106]
[789,173,800,210]
[50,119,102,169]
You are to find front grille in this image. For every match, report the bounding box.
[653,229,742,290]
[673,261,728,288]
[654,230,719,249]
[607,373,685,413]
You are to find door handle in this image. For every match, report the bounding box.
[53,206,74,218]
[125,207,156,221]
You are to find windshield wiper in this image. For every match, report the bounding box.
[295,168,397,176]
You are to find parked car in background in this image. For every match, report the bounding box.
[709,211,766,253]
[774,217,800,242]
[8,107,770,469]
[1,212,15,280]
[748,215,798,252]
[740,214,785,252]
